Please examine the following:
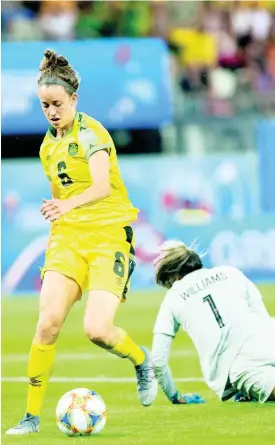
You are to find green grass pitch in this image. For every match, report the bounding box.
[2,285,275,445]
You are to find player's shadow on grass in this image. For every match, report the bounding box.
[83,433,128,440]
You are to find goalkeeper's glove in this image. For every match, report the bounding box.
[170,391,205,405]
[233,392,256,403]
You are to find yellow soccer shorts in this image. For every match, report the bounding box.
[41,224,136,300]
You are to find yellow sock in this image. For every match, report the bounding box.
[109,330,145,366]
[26,341,55,416]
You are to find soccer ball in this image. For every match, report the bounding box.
[56,388,107,436]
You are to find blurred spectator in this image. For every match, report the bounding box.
[2,1,42,41]
[231,1,254,42]
[39,1,77,40]
[200,1,224,38]
[116,1,152,37]
[180,66,209,94]
[76,1,152,39]
[266,31,275,82]
[2,0,275,119]
[250,1,273,41]
[76,1,117,38]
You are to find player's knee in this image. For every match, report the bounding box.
[35,314,63,344]
[84,322,110,345]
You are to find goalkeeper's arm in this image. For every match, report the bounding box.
[152,333,206,405]
[152,333,178,402]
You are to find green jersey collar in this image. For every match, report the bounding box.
[47,111,79,140]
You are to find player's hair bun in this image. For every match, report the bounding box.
[40,49,69,72]
[38,48,80,93]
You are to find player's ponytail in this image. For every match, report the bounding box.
[154,240,203,289]
[38,49,80,95]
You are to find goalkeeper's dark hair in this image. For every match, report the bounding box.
[155,241,203,289]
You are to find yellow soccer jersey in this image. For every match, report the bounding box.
[39,112,139,228]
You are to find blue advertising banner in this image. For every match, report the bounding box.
[257,120,275,213]
[2,38,172,135]
[2,154,274,295]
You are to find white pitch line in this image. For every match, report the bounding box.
[1,376,204,383]
[2,350,196,363]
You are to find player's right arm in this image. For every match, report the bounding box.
[152,295,205,405]
[43,181,58,250]
[152,332,178,402]
[152,295,180,401]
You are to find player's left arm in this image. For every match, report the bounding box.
[243,275,270,319]
[67,125,112,209]
[227,267,270,320]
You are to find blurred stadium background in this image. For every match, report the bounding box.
[2,0,275,294]
[1,2,275,443]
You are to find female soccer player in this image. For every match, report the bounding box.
[151,240,275,405]
[6,49,157,435]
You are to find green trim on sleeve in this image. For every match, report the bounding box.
[84,144,111,160]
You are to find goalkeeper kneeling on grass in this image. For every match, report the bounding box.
[151,240,275,405]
